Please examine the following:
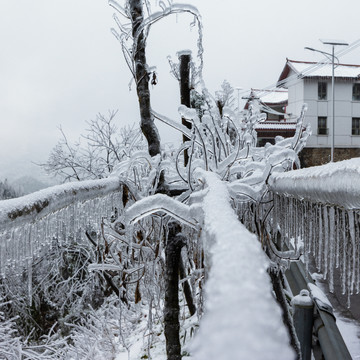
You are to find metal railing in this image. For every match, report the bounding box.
[0,177,125,284]
[268,158,360,359]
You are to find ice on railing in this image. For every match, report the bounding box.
[269,158,360,305]
[273,194,360,307]
[0,178,124,303]
[269,158,360,209]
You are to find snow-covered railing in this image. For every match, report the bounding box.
[269,158,360,305]
[0,177,124,280]
[190,170,294,359]
[269,158,360,210]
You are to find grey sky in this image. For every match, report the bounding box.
[1,0,360,181]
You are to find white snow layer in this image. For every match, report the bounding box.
[190,170,294,360]
[0,177,123,227]
[269,157,360,209]
[289,60,360,79]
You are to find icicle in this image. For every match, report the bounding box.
[0,231,5,278]
[27,224,33,306]
[348,211,356,295]
[308,202,313,255]
[335,207,340,269]
[345,211,352,305]
[303,201,309,273]
[323,206,329,280]
[328,207,335,293]
[341,210,347,295]
[317,204,323,272]
[355,211,360,295]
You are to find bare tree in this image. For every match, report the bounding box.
[41,110,145,182]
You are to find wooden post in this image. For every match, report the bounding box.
[178,51,192,166]
[164,222,186,360]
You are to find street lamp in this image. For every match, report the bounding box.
[236,87,243,113]
[305,39,348,162]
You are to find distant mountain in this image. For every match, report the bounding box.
[12,176,56,195]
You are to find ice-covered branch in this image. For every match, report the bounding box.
[124,193,200,228]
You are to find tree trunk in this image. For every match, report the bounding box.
[130,0,161,157]
[179,256,196,316]
[164,222,186,360]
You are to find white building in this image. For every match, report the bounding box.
[277,59,360,165]
[244,89,298,147]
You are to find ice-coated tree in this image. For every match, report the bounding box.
[214,79,235,117]
[110,0,202,160]
[41,110,145,182]
[0,179,20,199]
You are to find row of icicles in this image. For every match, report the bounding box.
[273,193,360,307]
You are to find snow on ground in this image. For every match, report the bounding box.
[336,316,360,360]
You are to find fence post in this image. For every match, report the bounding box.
[178,51,192,166]
[292,289,314,360]
[164,222,186,360]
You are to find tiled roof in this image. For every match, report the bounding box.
[251,89,288,105]
[278,59,360,84]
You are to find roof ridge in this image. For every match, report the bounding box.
[251,88,288,93]
[287,59,360,68]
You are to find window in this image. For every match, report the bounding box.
[318,82,327,100]
[353,84,360,101]
[352,118,360,135]
[318,117,328,135]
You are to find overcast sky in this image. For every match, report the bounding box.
[1,0,360,181]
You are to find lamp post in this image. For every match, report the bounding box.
[235,87,244,114]
[305,39,348,162]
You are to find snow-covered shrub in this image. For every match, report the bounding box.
[0,238,108,344]
[0,299,22,359]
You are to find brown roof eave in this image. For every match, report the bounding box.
[303,75,360,81]
[277,63,291,87]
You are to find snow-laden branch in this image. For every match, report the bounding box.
[190,169,294,359]
[151,109,192,138]
[123,193,200,228]
[132,3,203,63]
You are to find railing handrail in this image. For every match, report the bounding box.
[0,176,125,228]
[269,157,360,210]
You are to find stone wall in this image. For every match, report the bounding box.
[299,147,360,168]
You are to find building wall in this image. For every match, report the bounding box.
[300,147,360,167]
[287,77,360,149]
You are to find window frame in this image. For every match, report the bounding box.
[352,117,360,135]
[317,116,328,135]
[318,82,327,100]
[353,84,360,101]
